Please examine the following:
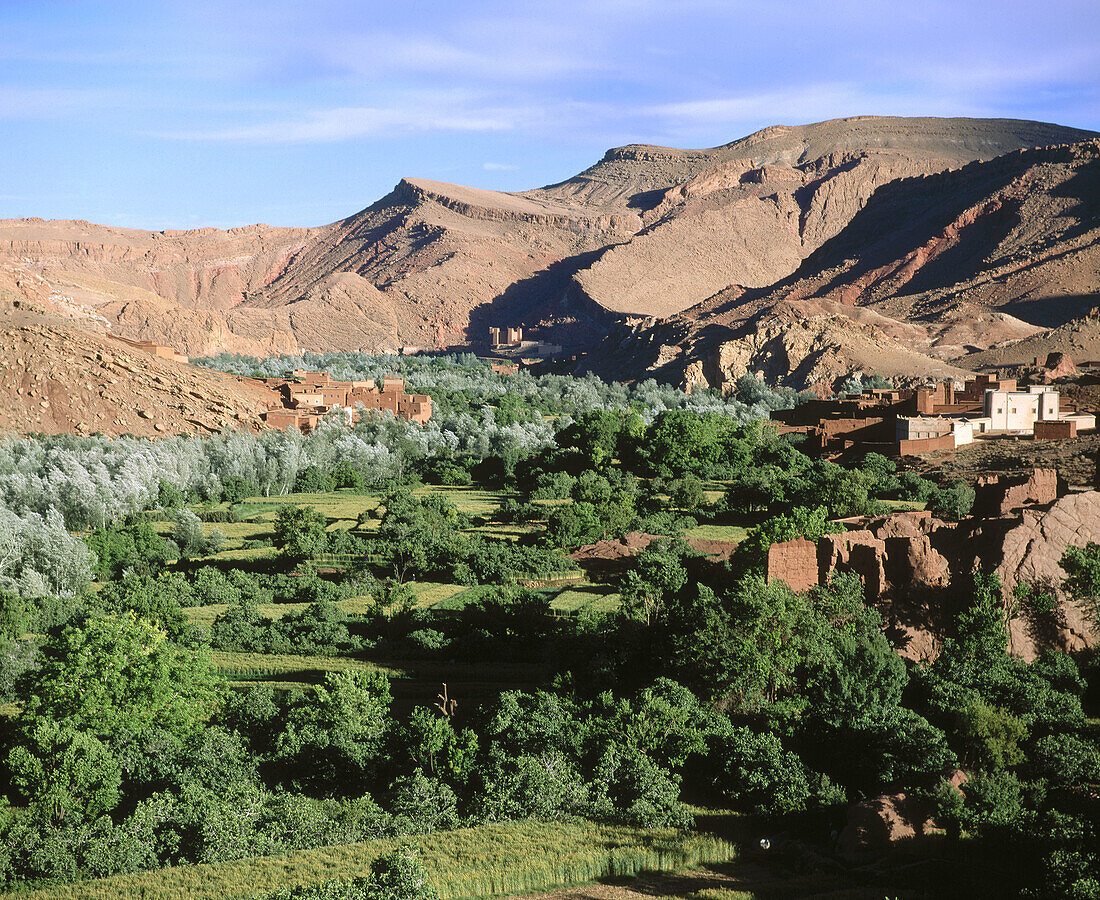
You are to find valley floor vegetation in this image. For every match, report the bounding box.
[0,355,1098,899]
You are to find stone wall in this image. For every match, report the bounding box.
[1034,419,1077,440]
[897,434,955,455]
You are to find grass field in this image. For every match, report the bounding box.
[411,582,470,609]
[2,819,735,900]
[684,524,749,544]
[147,486,514,557]
[209,650,403,680]
[184,593,380,628]
[549,584,621,615]
[432,583,497,610]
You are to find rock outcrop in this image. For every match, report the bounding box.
[962,491,1100,657]
[836,793,934,862]
[767,484,1100,661]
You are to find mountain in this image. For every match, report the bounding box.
[0,116,1096,387]
[599,137,1100,389]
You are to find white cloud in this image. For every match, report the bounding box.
[167,103,521,144]
[483,162,519,171]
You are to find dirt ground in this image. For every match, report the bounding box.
[910,432,1100,488]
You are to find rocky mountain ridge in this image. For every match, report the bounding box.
[0,116,1097,389]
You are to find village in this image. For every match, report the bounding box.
[249,369,433,431]
[773,370,1098,456]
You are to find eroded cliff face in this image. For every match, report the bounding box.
[593,138,1100,392]
[768,491,1100,664]
[2,116,1094,366]
[957,492,1100,658]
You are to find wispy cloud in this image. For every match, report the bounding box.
[166,102,522,144]
[642,80,1011,145]
[483,162,519,171]
[649,86,873,127]
[916,48,1100,93]
[323,34,599,83]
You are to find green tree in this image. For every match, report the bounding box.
[711,724,815,815]
[928,480,976,521]
[1062,542,1100,627]
[640,410,736,478]
[555,409,625,470]
[388,769,459,833]
[16,612,219,741]
[273,505,330,561]
[399,706,477,782]
[669,474,706,512]
[9,614,219,820]
[173,509,208,559]
[274,670,393,796]
[619,538,689,625]
[7,721,122,820]
[364,845,439,900]
[295,465,336,493]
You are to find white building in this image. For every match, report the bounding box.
[983,387,1059,433]
[896,416,984,447]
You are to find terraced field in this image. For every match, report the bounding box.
[210,650,402,681]
[1,820,736,900]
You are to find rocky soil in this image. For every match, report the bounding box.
[0,286,277,437]
[912,433,1100,488]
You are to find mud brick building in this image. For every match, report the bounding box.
[256,369,431,432]
[109,334,189,364]
[772,375,1093,456]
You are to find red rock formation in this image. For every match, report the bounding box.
[820,530,887,598]
[993,492,1100,657]
[836,793,933,861]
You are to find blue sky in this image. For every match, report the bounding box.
[2,0,1098,229]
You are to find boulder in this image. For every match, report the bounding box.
[1043,351,1077,379]
[900,534,952,591]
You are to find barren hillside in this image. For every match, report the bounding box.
[0,116,1094,370]
[594,138,1100,390]
[0,277,277,437]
